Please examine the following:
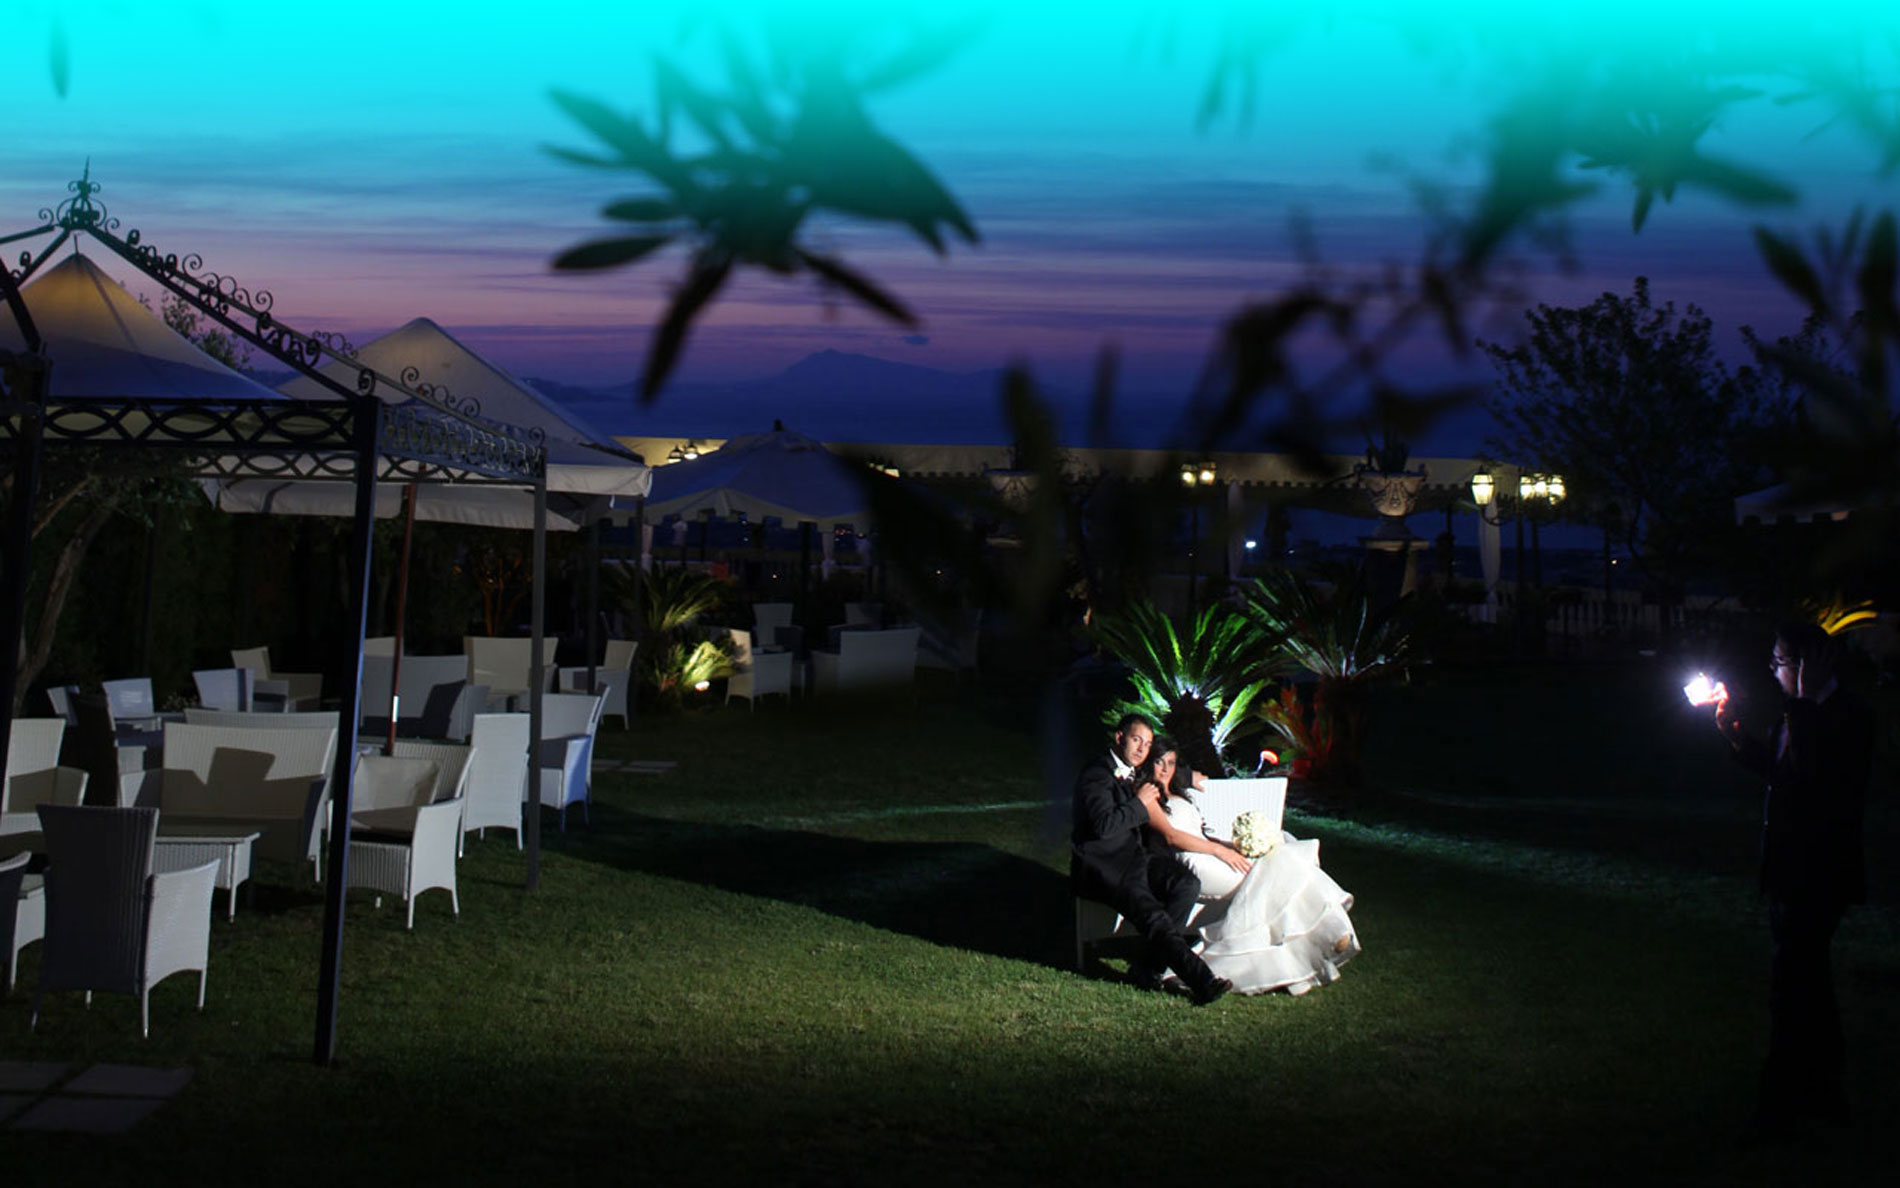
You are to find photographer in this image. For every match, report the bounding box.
[1714,621,1875,1132]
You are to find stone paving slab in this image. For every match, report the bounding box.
[9,1094,167,1134]
[0,1062,69,1093]
[66,1064,192,1097]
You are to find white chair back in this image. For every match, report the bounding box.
[1193,777,1287,843]
[101,678,157,725]
[462,713,530,845]
[192,668,252,713]
[6,718,65,783]
[350,755,442,812]
[45,685,80,726]
[35,805,158,996]
[753,602,794,649]
[603,639,638,671]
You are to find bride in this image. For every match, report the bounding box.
[1136,737,1360,995]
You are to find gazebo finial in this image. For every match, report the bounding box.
[55,162,111,232]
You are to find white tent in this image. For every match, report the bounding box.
[0,252,288,405]
[628,426,874,574]
[204,317,649,526]
[1734,482,1857,524]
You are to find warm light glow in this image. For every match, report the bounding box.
[693,680,711,693]
[1244,539,1258,550]
[1547,475,1566,505]
[1683,673,1728,707]
[1180,463,1197,488]
[1470,471,1494,507]
[1198,464,1216,485]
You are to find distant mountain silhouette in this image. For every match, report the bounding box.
[525,350,1031,444]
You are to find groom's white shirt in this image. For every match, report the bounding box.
[1111,752,1134,780]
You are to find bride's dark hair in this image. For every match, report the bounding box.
[1137,736,1190,800]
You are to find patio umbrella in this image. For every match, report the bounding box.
[628,425,875,583]
[634,425,869,526]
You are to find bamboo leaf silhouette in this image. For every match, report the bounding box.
[795,250,918,324]
[603,198,681,223]
[552,236,674,271]
[1753,227,1829,316]
[643,251,733,401]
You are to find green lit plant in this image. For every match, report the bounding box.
[1089,600,1280,775]
[1239,566,1424,786]
[607,566,737,710]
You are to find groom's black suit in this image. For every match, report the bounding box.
[1071,753,1217,991]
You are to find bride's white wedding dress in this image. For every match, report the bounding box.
[1164,795,1361,996]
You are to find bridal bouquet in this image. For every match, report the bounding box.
[1231,811,1279,859]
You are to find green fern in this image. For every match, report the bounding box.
[1089,600,1280,774]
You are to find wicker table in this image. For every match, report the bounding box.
[155,825,261,920]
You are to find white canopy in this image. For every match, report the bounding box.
[204,478,581,530]
[0,253,287,404]
[277,317,650,498]
[633,426,870,530]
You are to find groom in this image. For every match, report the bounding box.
[1072,713,1232,1005]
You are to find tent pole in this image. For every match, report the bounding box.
[584,507,601,691]
[0,350,50,755]
[385,482,417,754]
[315,398,381,1066]
[526,475,547,891]
[799,520,812,626]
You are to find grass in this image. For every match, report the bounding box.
[4,663,1896,1186]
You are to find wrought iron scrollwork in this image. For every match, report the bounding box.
[53,167,118,234]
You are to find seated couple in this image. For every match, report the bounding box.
[1071,713,1359,1000]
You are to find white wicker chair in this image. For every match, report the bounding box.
[230,646,323,711]
[725,628,794,709]
[2,851,45,992]
[464,636,558,709]
[6,717,68,799]
[537,692,604,831]
[389,741,471,804]
[32,805,219,1037]
[101,677,161,731]
[557,638,636,729]
[752,602,795,650]
[191,668,252,713]
[810,627,920,693]
[45,685,81,727]
[346,757,459,930]
[460,713,529,852]
[160,721,338,876]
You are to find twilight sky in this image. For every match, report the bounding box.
[3,3,1896,455]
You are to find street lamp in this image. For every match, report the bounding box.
[1181,461,1217,614]
[1471,467,1565,657]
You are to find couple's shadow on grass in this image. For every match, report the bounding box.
[586,809,1078,969]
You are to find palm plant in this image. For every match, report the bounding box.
[1089,600,1280,775]
[605,566,735,710]
[1238,565,1423,786]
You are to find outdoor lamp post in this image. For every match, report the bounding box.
[1471,467,1527,658]
[1181,461,1217,614]
[1472,468,1565,658]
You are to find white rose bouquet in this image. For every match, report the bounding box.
[1230,810,1279,859]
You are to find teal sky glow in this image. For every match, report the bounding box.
[3,3,1897,452]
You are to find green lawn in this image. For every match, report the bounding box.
[5,664,1895,1185]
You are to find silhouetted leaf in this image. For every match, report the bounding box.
[642,252,733,402]
[1753,227,1829,315]
[543,145,627,169]
[1855,210,1897,327]
[49,21,69,97]
[552,235,673,271]
[603,199,680,222]
[795,250,917,325]
[857,17,988,93]
[1631,187,1655,232]
[549,89,666,168]
[654,58,736,151]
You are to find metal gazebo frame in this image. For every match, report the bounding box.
[0,172,555,1064]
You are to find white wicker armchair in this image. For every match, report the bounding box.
[230,646,323,711]
[346,757,460,930]
[2,851,45,992]
[32,805,219,1037]
[460,713,529,852]
[537,692,604,831]
[725,628,794,709]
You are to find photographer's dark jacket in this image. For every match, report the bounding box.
[1731,685,1875,906]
